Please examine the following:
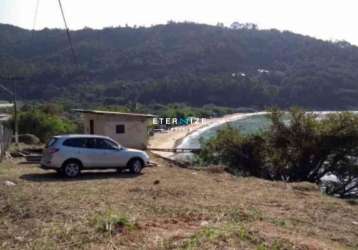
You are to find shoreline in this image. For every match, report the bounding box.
[148,112,267,159]
[170,110,358,153]
[176,111,268,149]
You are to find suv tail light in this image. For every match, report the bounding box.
[48,148,60,154]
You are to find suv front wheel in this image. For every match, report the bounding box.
[128,158,143,174]
[62,160,81,178]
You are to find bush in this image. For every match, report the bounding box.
[7,110,77,142]
[200,126,267,177]
[200,109,358,197]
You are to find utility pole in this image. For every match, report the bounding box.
[0,76,23,147]
[13,80,18,145]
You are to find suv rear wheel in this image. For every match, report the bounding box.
[62,160,81,178]
[128,158,143,174]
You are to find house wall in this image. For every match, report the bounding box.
[82,113,151,149]
[0,122,12,162]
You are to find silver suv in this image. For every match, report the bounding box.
[40,134,150,177]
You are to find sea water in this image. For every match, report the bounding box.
[174,111,358,162]
[177,113,270,149]
[173,113,270,161]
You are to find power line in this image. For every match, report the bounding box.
[32,0,40,31]
[57,0,77,65]
[0,84,14,97]
[30,0,40,43]
[0,76,25,100]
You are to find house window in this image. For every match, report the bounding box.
[116,124,125,134]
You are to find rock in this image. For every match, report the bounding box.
[200,221,209,226]
[18,134,40,145]
[153,180,160,185]
[5,152,12,160]
[15,236,24,242]
[4,180,16,186]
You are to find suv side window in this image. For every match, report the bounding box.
[85,138,97,149]
[84,138,118,150]
[96,138,118,150]
[63,138,87,148]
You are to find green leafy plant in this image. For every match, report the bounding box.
[200,109,358,197]
[6,107,77,142]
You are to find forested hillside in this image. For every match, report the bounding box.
[1,22,358,109]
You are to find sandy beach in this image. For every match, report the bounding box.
[148,112,267,159]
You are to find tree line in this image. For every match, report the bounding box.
[1,22,358,109]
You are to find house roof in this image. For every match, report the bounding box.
[0,114,11,122]
[0,102,13,108]
[72,109,156,118]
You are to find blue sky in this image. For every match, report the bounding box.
[1,0,357,45]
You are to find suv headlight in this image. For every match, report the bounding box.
[142,152,150,162]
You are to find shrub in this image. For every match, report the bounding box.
[266,109,358,196]
[264,109,321,181]
[200,126,267,177]
[7,110,77,142]
[200,109,358,197]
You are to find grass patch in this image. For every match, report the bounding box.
[346,199,358,206]
[228,207,263,223]
[291,182,319,192]
[255,238,295,250]
[92,211,138,235]
[162,223,295,250]
[1,157,357,249]
[270,219,289,228]
[183,227,225,248]
[205,165,227,174]
[0,161,13,176]
[256,240,287,250]
[162,224,260,249]
[177,225,234,249]
[32,221,95,249]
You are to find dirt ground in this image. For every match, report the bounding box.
[0,154,357,249]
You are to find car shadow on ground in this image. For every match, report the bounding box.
[20,170,143,182]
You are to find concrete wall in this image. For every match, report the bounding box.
[82,113,151,149]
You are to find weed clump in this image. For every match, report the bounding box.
[93,212,138,235]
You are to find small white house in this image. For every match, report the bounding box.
[74,109,155,149]
[0,114,11,161]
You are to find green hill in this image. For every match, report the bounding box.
[1,22,358,109]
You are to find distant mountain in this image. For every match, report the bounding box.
[1,22,358,109]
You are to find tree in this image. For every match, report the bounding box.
[7,109,77,142]
[200,126,267,177]
[200,109,358,198]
